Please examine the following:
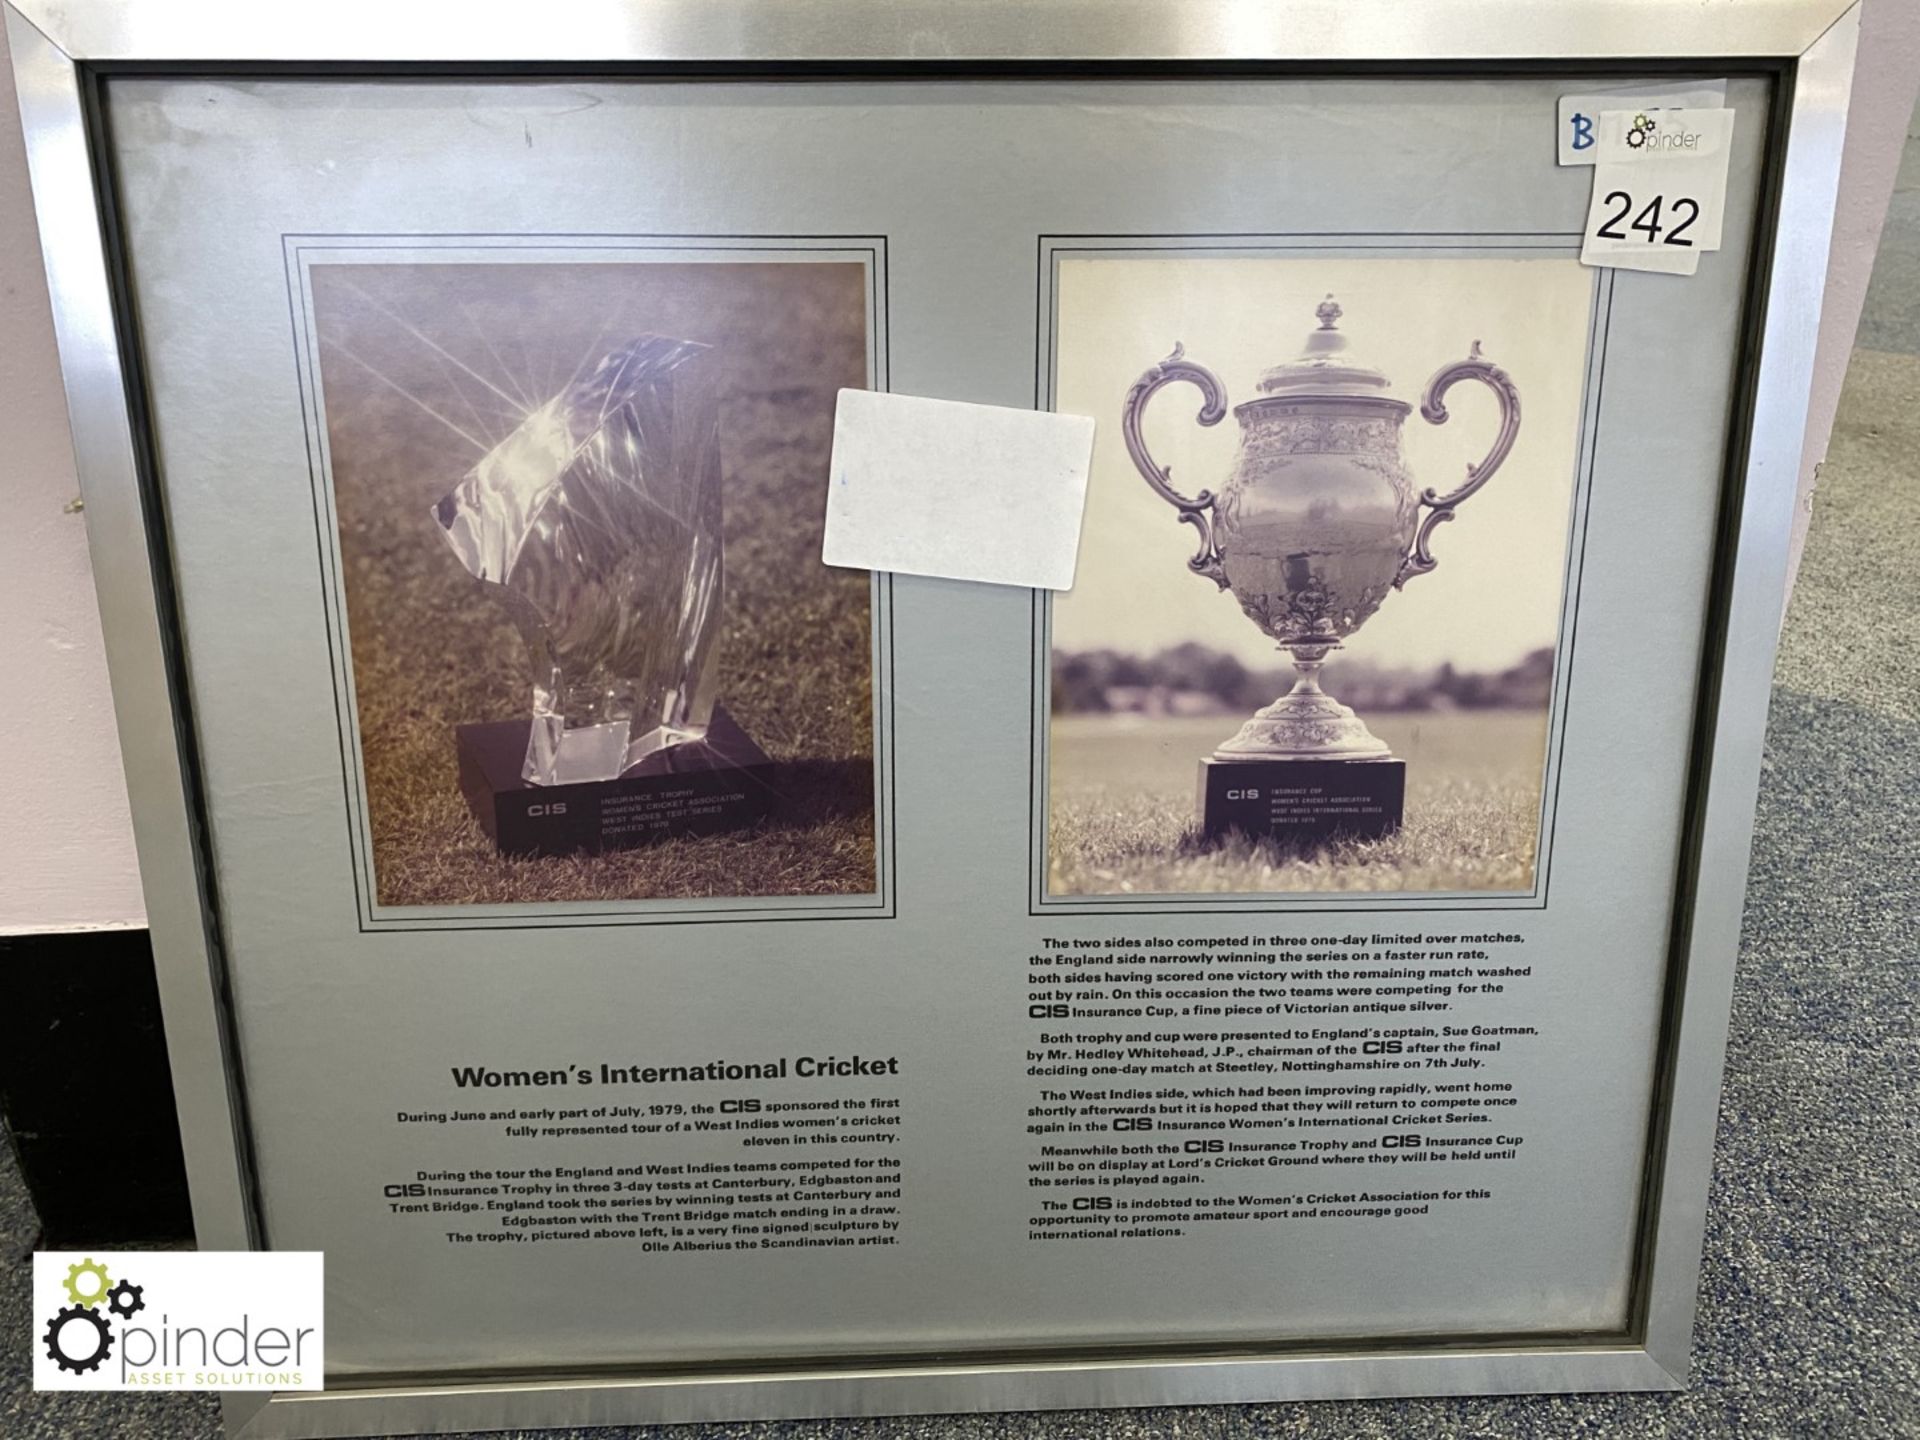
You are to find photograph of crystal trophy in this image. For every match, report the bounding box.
[1121,296,1522,845]
[434,334,774,855]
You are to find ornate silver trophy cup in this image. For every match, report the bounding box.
[1122,297,1521,842]
[435,334,774,857]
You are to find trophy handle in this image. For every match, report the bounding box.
[1121,344,1231,590]
[1397,341,1523,588]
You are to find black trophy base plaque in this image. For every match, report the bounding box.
[456,704,776,857]
[1197,756,1406,847]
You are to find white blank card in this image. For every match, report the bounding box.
[822,389,1095,591]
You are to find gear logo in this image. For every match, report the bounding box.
[43,1258,138,1375]
[33,1249,324,1392]
[63,1257,112,1307]
[1626,113,1656,148]
[108,1280,147,1319]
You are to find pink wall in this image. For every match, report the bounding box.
[0,11,1912,934]
[0,18,143,932]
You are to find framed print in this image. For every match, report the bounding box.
[1041,250,1597,904]
[4,2,1861,1435]
[293,243,892,926]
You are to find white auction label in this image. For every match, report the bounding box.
[1580,108,1736,276]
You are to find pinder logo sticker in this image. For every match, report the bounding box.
[33,1251,325,1391]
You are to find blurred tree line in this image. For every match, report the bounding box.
[1051,642,1555,715]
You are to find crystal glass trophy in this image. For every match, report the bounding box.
[435,335,772,855]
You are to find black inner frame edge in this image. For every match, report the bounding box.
[1619,58,1799,1349]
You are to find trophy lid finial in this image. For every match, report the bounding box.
[1252,295,1403,405]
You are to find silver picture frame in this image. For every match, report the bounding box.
[3,1,1861,1435]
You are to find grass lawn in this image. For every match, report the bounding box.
[1046,709,1549,897]
[313,262,877,908]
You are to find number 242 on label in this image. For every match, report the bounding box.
[1592,190,1701,247]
